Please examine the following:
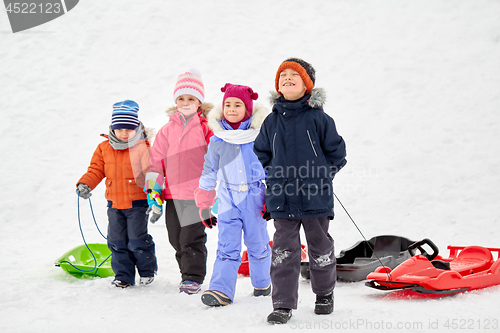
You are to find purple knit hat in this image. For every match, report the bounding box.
[221,83,259,118]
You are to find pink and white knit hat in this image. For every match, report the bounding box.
[173,68,205,104]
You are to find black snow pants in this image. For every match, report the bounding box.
[165,199,207,284]
[271,216,336,310]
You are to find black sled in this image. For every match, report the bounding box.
[300,235,414,282]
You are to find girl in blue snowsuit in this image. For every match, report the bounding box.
[194,83,271,306]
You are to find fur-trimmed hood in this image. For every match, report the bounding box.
[207,103,269,132]
[165,102,214,117]
[143,127,156,141]
[269,87,326,109]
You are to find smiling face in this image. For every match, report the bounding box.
[278,68,307,100]
[176,94,201,116]
[114,128,137,142]
[223,97,247,124]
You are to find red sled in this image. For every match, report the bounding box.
[238,241,307,276]
[365,238,500,296]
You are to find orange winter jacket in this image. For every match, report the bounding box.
[77,134,150,209]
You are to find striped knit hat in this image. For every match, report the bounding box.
[173,68,205,104]
[275,58,316,95]
[111,100,140,130]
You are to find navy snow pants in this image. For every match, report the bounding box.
[107,205,157,285]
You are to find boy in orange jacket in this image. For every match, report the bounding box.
[76,100,157,288]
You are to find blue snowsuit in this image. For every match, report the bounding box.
[199,104,271,301]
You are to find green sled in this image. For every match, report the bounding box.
[55,243,114,278]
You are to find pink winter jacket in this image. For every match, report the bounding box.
[149,105,213,200]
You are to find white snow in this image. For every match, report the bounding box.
[1,0,500,332]
[271,248,292,268]
[311,251,335,268]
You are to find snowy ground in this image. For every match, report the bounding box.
[1,1,500,332]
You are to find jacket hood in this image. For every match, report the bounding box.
[207,103,269,132]
[165,102,214,117]
[269,87,326,109]
[144,127,156,140]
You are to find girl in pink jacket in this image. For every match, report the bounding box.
[145,68,213,294]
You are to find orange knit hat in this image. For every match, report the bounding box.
[275,58,316,95]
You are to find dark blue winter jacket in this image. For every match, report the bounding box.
[253,88,347,219]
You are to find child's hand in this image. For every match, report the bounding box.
[146,206,162,224]
[76,183,92,199]
[146,190,163,211]
[146,191,163,223]
[194,188,216,209]
[261,204,271,221]
[199,208,217,229]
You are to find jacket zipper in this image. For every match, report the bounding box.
[272,133,277,157]
[307,130,318,157]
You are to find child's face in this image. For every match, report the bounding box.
[114,128,137,142]
[176,94,201,116]
[223,97,247,124]
[278,68,307,100]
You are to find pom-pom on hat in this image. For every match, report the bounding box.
[173,67,205,104]
[221,83,259,117]
[275,57,316,95]
[111,100,140,130]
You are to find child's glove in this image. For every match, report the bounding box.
[144,173,164,222]
[76,183,92,199]
[194,188,216,209]
[146,189,163,216]
[144,172,163,194]
[199,208,217,229]
[261,204,271,221]
[146,206,162,224]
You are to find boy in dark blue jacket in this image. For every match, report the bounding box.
[254,58,347,324]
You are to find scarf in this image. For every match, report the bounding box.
[214,128,259,145]
[108,122,144,150]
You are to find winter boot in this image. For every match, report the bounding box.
[314,292,334,314]
[201,290,232,306]
[253,284,271,297]
[267,308,292,324]
[140,276,155,286]
[111,279,131,288]
[179,280,201,294]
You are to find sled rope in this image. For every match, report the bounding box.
[334,193,392,281]
[78,194,111,275]
[87,195,107,240]
[59,193,111,277]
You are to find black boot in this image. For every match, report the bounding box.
[253,284,271,297]
[314,292,334,314]
[267,308,292,324]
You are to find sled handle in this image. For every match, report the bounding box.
[408,238,439,261]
